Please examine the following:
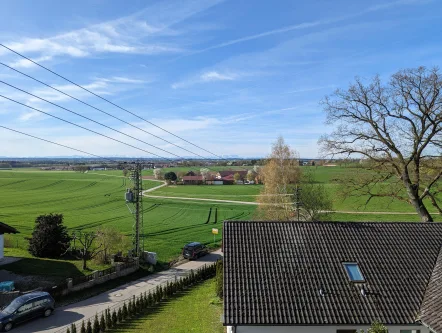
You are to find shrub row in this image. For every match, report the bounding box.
[66,262,218,333]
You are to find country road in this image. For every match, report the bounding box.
[13,250,222,333]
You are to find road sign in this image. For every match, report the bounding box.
[212,228,219,235]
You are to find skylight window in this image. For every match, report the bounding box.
[343,263,365,282]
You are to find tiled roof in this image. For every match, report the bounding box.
[218,170,248,177]
[223,221,442,327]
[420,249,442,332]
[182,176,203,181]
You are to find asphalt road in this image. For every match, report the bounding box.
[13,250,222,333]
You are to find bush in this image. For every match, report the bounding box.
[99,313,105,332]
[28,213,71,258]
[216,260,223,298]
[117,307,123,323]
[122,302,128,319]
[112,310,118,327]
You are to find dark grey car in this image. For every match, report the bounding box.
[0,292,55,331]
[182,242,208,260]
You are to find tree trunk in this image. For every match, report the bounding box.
[83,258,87,270]
[404,178,433,222]
[410,197,433,222]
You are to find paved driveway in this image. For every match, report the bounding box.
[13,250,222,333]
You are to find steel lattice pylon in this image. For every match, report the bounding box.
[125,162,144,256]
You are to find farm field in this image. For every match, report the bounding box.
[148,184,262,202]
[0,170,255,263]
[1,166,441,270]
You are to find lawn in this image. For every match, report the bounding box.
[0,170,256,265]
[1,248,109,283]
[111,279,223,333]
[148,184,262,202]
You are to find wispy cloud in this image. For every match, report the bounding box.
[172,70,247,89]
[189,0,429,55]
[0,0,223,63]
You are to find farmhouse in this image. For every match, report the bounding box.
[216,170,248,181]
[0,222,19,261]
[223,221,442,333]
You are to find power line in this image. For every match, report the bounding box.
[0,61,214,161]
[0,80,184,159]
[0,44,229,161]
[0,125,120,163]
[0,93,177,161]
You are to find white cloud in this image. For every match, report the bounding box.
[172,70,245,89]
[0,0,223,62]
[200,71,237,82]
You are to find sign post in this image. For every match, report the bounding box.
[212,228,219,246]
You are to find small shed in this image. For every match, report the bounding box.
[0,222,19,260]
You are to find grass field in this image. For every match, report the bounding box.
[1,166,441,275]
[148,184,262,202]
[0,170,255,264]
[111,279,223,333]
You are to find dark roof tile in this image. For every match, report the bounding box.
[223,221,442,327]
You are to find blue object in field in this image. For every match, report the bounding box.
[0,281,14,292]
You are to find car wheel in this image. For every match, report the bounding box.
[44,309,53,317]
[3,322,13,332]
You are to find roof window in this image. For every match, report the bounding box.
[343,263,365,282]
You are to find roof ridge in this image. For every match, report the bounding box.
[224,220,442,225]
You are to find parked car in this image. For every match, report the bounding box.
[0,291,55,331]
[182,242,208,260]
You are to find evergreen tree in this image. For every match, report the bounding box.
[92,314,100,333]
[28,213,71,258]
[86,320,92,333]
[99,313,106,332]
[80,321,86,333]
[71,323,77,333]
[117,307,123,323]
[67,328,71,333]
[122,302,128,319]
[112,310,118,327]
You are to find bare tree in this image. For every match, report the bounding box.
[320,67,442,222]
[298,170,333,221]
[71,231,104,270]
[200,168,210,183]
[257,136,301,220]
[153,168,163,180]
[247,169,256,182]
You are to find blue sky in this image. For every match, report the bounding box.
[0,0,441,158]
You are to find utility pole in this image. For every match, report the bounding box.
[294,186,302,222]
[125,162,144,257]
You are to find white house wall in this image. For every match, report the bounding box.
[229,325,428,333]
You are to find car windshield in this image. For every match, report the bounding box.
[2,298,25,314]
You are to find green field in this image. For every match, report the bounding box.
[149,184,262,202]
[0,170,255,263]
[112,279,223,333]
[1,166,441,272]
